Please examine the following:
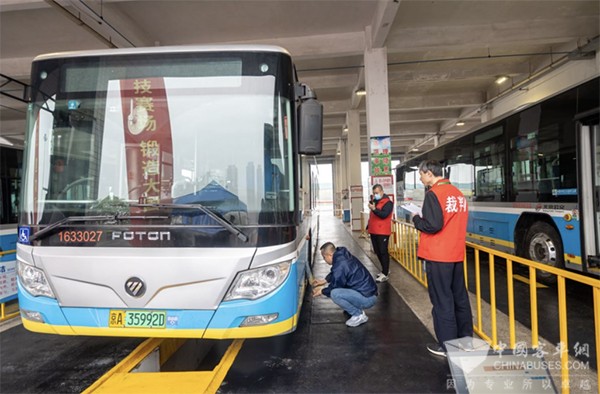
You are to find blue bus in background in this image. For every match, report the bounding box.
[396,77,599,283]
[0,145,22,305]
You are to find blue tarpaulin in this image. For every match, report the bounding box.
[173,181,247,228]
[174,181,247,212]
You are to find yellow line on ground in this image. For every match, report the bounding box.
[513,274,548,289]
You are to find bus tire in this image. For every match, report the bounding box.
[524,222,563,284]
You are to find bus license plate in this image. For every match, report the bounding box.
[109,310,166,329]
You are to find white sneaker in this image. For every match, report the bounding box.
[375,273,389,282]
[427,343,447,357]
[345,311,368,327]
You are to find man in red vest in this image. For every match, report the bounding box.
[411,160,473,357]
[368,184,394,282]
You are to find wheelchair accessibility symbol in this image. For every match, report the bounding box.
[18,227,30,244]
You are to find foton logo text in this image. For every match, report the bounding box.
[111,231,171,241]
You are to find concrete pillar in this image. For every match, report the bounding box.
[364,47,394,203]
[340,138,350,222]
[301,157,310,215]
[346,110,363,231]
[365,47,391,140]
[334,151,343,218]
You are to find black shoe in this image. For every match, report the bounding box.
[427,343,447,357]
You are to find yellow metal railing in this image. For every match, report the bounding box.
[390,221,426,286]
[1,300,19,321]
[389,219,600,393]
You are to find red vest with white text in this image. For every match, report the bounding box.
[417,180,468,262]
[368,196,392,236]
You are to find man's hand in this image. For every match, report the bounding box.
[312,287,323,297]
[311,278,327,287]
[368,202,375,211]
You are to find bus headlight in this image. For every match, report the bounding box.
[17,261,55,298]
[224,261,291,301]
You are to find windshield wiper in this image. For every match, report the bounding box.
[29,213,169,242]
[131,203,249,243]
[29,204,250,243]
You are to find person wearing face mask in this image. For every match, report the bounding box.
[367,184,393,282]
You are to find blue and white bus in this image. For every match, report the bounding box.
[17,45,322,338]
[0,145,22,306]
[396,77,599,282]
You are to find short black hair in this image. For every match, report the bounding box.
[418,160,443,177]
[51,156,66,165]
[372,184,383,192]
[320,242,336,254]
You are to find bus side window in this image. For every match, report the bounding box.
[473,126,505,201]
[447,163,474,201]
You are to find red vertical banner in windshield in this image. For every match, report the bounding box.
[120,78,174,204]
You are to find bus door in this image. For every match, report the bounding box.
[579,115,600,271]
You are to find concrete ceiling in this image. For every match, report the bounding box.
[1,0,598,158]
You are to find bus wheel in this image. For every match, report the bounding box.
[524,222,563,284]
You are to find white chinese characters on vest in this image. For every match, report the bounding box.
[445,195,467,213]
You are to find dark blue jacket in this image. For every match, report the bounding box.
[322,247,378,298]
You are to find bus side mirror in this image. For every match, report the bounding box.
[445,166,451,179]
[297,83,323,155]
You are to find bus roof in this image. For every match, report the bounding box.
[33,44,291,62]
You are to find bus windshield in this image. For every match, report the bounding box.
[21,51,295,227]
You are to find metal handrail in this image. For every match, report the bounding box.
[389,219,600,394]
[0,249,16,256]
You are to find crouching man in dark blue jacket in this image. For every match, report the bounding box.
[312,242,378,327]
